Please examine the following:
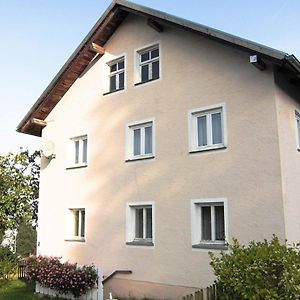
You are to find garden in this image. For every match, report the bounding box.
[0,248,99,299]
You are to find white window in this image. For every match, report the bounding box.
[191,199,228,249]
[137,45,159,83]
[126,119,155,160]
[295,111,300,150]
[126,202,154,246]
[70,135,88,166]
[189,104,226,152]
[69,208,85,240]
[108,57,125,92]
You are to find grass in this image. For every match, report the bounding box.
[0,279,63,300]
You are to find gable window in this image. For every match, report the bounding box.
[295,111,300,150]
[66,208,85,241]
[69,135,88,167]
[126,202,154,246]
[191,199,228,250]
[137,45,160,84]
[126,119,155,161]
[108,57,125,93]
[189,104,226,152]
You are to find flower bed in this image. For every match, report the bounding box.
[25,255,98,298]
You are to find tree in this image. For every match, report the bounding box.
[210,236,300,300]
[16,221,37,256]
[0,150,40,236]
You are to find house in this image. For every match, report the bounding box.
[17,0,300,299]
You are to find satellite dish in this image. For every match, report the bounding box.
[41,140,55,159]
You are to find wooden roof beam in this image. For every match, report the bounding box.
[31,118,47,127]
[147,18,163,32]
[90,42,105,55]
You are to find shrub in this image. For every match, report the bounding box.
[0,246,18,279]
[25,255,98,297]
[210,236,300,300]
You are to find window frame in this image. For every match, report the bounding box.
[65,208,86,242]
[67,135,88,169]
[126,201,155,247]
[188,103,227,153]
[191,198,228,250]
[134,42,161,86]
[125,118,155,161]
[106,56,125,94]
[295,110,300,151]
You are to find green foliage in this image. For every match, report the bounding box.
[16,222,37,257]
[210,236,300,300]
[0,247,19,280]
[0,150,40,233]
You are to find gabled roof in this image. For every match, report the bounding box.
[17,0,300,137]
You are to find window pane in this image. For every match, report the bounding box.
[74,210,79,237]
[146,208,152,239]
[151,48,159,59]
[110,64,117,72]
[201,206,211,240]
[145,126,152,154]
[135,208,143,239]
[75,140,79,164]
[215,206,225,241]
[119,72,124,90]
[82,139,88,163]
[80,210,85,238]
[141,65,149,82]
[141,52,149,62]
[118,60,124,70]
[133,129,141,156]
[212,112,222,144]
[197,116,207,147]
[152,61,159,80]
[110,75,116,92]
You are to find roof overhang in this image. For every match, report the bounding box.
[17,0,300,136]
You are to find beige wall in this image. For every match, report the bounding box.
[38,14,286,297]
[274,70,300,244]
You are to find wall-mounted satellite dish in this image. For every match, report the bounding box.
[41,140,56,159]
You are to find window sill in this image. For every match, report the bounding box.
[126,240,154,247]
[103,88,124,96]
[65,238,86,243]
[66,164,88,170]
[192,243,227,250]
[189,146,227,154]
[125,155,155,162]
[134,77,159,87]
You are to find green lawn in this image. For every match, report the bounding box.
[0,279,63,300]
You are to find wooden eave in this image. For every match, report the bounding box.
[17,3,128,137]
[18,0,300,137]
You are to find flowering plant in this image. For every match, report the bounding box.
[25,255,98,297]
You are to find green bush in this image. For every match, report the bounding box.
[210,236,300,300]
[0,246,18,279]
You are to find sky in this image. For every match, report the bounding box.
[0,0,300,155]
